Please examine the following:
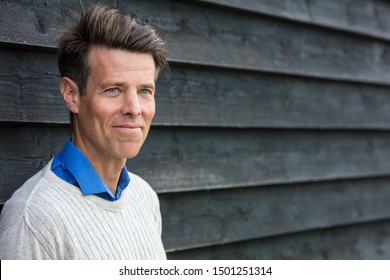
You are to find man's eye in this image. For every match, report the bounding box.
[105,88,120,95]
[140,89,152,95]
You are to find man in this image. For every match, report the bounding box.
[0,4,168,259]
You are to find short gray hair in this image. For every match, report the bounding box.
[57,4,169,95]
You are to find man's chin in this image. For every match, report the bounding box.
[119,148,141,159]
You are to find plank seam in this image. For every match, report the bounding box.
[1,41,390,87]
[165,216,390,253]
[183,0,390,43]
[156,172,390,194]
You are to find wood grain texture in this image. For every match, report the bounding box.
[0,49,66,124]
[2,126,390,200]
[190,0,390,41]
[160,178,390,251]
[2,48,390,129]
[167,219,390,259]
[1,0,390,84]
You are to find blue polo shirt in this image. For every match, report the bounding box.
[51,139,130,201]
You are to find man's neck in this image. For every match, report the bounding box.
[71,135,126,196]
[90,160,125,195]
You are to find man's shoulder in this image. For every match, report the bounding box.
[1,166,46,214]
[0,162,64,229]
[0,168,43,233]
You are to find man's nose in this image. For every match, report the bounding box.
[121,90,141,116]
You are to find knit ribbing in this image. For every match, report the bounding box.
[0,161,166,260]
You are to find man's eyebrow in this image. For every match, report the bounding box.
[140,83,156,89]
[100,81,155,89]
[100,81,127,88]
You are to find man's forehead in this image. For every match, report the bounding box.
[88,45,156,71]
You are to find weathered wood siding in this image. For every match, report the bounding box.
[1,0,390,259]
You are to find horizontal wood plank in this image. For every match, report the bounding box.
[2,126,390,199]
[1,0,390,84]
[160,178,390,251]
[167,219,390,259]
[0,49,67,124]
[190,0,390,41]
[3,48,390,129]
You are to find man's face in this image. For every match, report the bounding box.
[73,46,156,163]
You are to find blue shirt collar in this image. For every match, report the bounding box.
[55,139,130,200]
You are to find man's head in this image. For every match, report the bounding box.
[58,4,168,95]
[57,5,168,163]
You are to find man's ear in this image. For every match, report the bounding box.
[60,77,81,114]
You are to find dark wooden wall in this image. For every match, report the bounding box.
[1,0,390,259]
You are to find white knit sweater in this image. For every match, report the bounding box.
[0,161,166,260]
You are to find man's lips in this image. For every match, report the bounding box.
[112,124,142,129]
[112,124,142,133]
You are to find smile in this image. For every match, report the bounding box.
[112,125,142,133]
